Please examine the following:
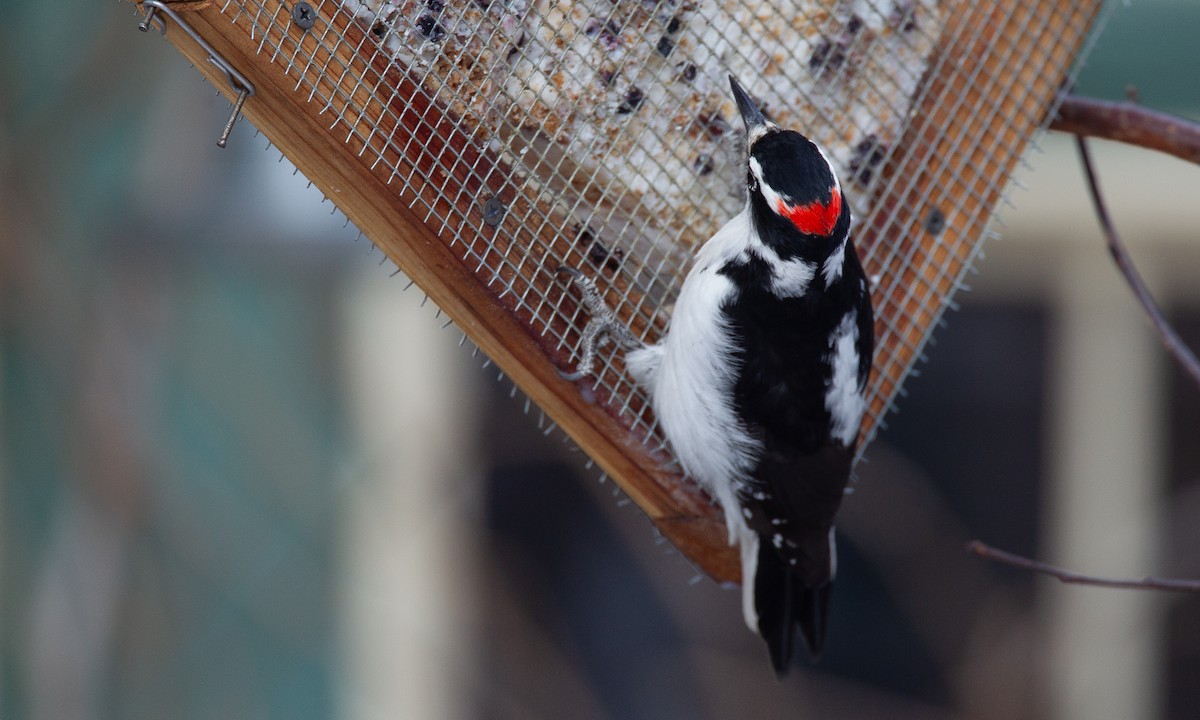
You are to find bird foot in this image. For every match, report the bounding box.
[556,266,641,380]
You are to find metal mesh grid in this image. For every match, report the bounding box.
[858,1,1090,417]
[213,0,1102,466]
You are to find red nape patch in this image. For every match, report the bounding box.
[774,188,842,236]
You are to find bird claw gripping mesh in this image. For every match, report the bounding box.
[556,267,642,381]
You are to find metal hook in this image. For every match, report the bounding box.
[136,0,257,148]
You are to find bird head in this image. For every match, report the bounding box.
[729,75,848,242]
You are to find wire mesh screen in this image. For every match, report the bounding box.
[150,0,1105,580]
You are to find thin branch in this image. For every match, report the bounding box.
[971,109,1200,598]
[1074,135,1200,388]
[967,541,1200,593]
[1051,95,1200,164]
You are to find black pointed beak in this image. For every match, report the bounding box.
[729,75,768,132]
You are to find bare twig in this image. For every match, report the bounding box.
[1052,95,1200,164]
[967,541,1200,593]
[1074,135,1200,388]
[971,108,1200,598]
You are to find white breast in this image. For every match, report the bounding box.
[628,209,762,542]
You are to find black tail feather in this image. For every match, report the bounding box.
[797,582,832,660]
[754,536,833,676]
[753,543,795,676]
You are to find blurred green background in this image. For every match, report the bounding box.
[2,2,1199,719]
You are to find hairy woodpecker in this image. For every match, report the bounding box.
[561,76,875,675]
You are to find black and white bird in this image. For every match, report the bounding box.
[561,76,874,675]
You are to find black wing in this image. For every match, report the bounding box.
[720,244,875,670]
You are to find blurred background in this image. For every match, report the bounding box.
[2,1,1199,718]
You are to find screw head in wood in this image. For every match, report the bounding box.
[483,197,507,227]
[292,2,316,30]
[925,207,946,236]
